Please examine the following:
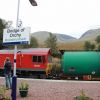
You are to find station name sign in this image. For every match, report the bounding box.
[3,27,31,45]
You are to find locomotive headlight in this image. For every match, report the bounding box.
[92,71,95,75]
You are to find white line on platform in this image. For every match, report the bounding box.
[0,77,100,83]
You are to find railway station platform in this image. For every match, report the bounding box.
[0,77,100,100]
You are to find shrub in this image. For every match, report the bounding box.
[19,82,29,91]
[73,89,93,100]
[0,85,10,100]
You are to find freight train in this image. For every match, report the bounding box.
[0,48,52,78]
[0,48,100,80]
[61,51,100,80]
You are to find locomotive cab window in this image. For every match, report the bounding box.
[32,56,45,63]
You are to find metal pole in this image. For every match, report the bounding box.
[12,0,20,100]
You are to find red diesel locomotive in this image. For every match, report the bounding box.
[0,48,52,78]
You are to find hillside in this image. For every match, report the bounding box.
[31,28,100,50]
[80,28,100,40]
[31,31,76,43]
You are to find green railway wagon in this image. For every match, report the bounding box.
[62,51,100,78]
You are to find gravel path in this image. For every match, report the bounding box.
[0,77,100,100]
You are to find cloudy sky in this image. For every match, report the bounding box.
[0,0,100,38]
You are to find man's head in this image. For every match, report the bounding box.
[6,57,10,61]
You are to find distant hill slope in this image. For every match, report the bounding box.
[31,28,100,50]
[80,28,100,40]
[31,31,76,43]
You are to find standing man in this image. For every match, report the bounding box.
[4,57,12,89]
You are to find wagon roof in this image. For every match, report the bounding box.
[0,48,51,55]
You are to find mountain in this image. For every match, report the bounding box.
[31,31,76,43]
[30,28,100,50]
[80,28,100,40]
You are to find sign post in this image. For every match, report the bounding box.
[3,0,37,100]
[3,0,30,100]
[12,0,20,99]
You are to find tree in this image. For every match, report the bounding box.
[95,35,100,44]
[84,41,95,51]
[0,18,7,49]
[95,35,100,50]
[84,41,91,50]
[45,33,59,56]
[90,44,95,50]
[30,36,39,48]
[96,44,100,50]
